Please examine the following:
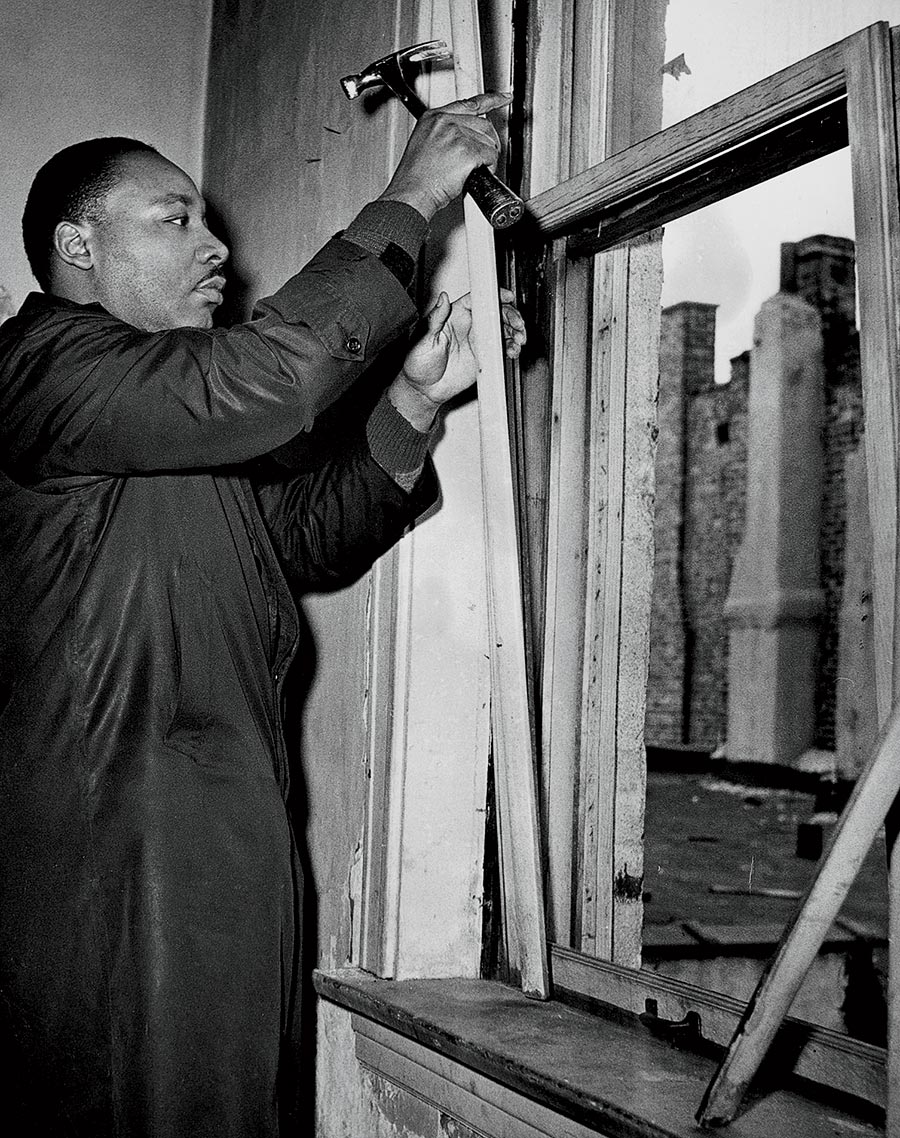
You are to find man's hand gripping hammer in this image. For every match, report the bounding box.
[340,41,524,229]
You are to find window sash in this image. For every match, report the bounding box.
[530,19,900,1111]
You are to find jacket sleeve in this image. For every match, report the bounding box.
[2,237,419,480]
[253,436,438,592]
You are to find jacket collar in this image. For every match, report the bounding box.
[19,291,108,318]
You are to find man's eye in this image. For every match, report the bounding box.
[167,216,189,227]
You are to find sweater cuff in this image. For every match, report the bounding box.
[366,390,434,489]
[343,201,429,289]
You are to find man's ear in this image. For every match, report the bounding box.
[53,221,93,272]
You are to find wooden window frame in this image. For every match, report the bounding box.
[524,19,900,1113]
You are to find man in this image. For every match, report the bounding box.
[0,95,524,1136]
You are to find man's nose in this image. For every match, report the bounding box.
[198,227,229,266]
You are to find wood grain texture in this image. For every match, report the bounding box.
[316,968,882,1137]
[568,98,848,258]
[541,246,591,945]
[535,0,664,966]
[574,1,665,967]
[550,946,886,1111]
[518,0,603,950]
[578,244,629,959]
[845,22,900,1133]
[450,0,550,999]
[526,35,848,237]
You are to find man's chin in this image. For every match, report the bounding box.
[168,307,216,331]
[103,295,219,331]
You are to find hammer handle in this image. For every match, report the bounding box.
[384,68,523,228]
[385,69,524,229]
[464,166,524,230]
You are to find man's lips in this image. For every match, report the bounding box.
[194,274,226,303]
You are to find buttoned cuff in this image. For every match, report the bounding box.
[366,390,434,489]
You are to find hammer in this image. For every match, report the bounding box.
[340,41,524,229]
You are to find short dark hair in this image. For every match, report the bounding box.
[22,137,159,291]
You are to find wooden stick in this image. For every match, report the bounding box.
[449,0,550,1000]
[696,698,900,1126]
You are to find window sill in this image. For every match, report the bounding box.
[314,967,883,1137]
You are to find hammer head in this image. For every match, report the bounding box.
[340,40,451,101]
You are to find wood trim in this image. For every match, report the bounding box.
[358,547,403,974]
[354,1023,602,1138]
[849,24,900,725]
[317,967,881,1136]
[845,22,900,1138]
[526,35,850,237]
[568,98,848,258]
[577,243,629,958]
[541,246,591,945]
[537,0,665,967]
[576,234,662,966]
[514,0,610,952]
[451,0,550,1000]
[551,945,886,1112]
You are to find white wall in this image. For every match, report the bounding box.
[0,0,212,310]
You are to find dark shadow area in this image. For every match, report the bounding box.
[202,198,255,326]
[191,200,434,1129]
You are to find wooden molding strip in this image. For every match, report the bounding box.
[568,97,847,258]
[550,945,886,1111]
[525,34,852,237]
[450,0,550,1000]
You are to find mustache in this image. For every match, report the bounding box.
[196,270,227,287]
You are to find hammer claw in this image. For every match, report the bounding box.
[340,41,524,228]
[340,40,451,100]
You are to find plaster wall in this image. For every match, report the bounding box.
[0,0,211,310]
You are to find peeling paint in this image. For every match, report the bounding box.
[369,1070,440,1138]
[348,833,364,963]
[614,865,644,901]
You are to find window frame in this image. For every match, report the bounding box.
[519,17,900,1113]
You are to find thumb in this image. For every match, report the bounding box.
[425,292,452,338]
[441,91,513,117]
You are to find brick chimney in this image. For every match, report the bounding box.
[780,236,856,381]
[660,301,717,397]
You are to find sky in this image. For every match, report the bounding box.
[660,0,900,382]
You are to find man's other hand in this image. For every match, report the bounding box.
[388,289,526,432]
[380,93,512,220]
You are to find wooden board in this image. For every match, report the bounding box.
[550,946,886,1111]
[449,0,550,999]
[526,35,848,238]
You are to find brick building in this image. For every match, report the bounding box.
[646,235,863,762]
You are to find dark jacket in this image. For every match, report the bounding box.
[0,231,436,1136]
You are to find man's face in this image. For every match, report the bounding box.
[85,152,229,332]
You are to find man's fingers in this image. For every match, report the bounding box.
[425,292,452,337]
[439,92,513,117]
